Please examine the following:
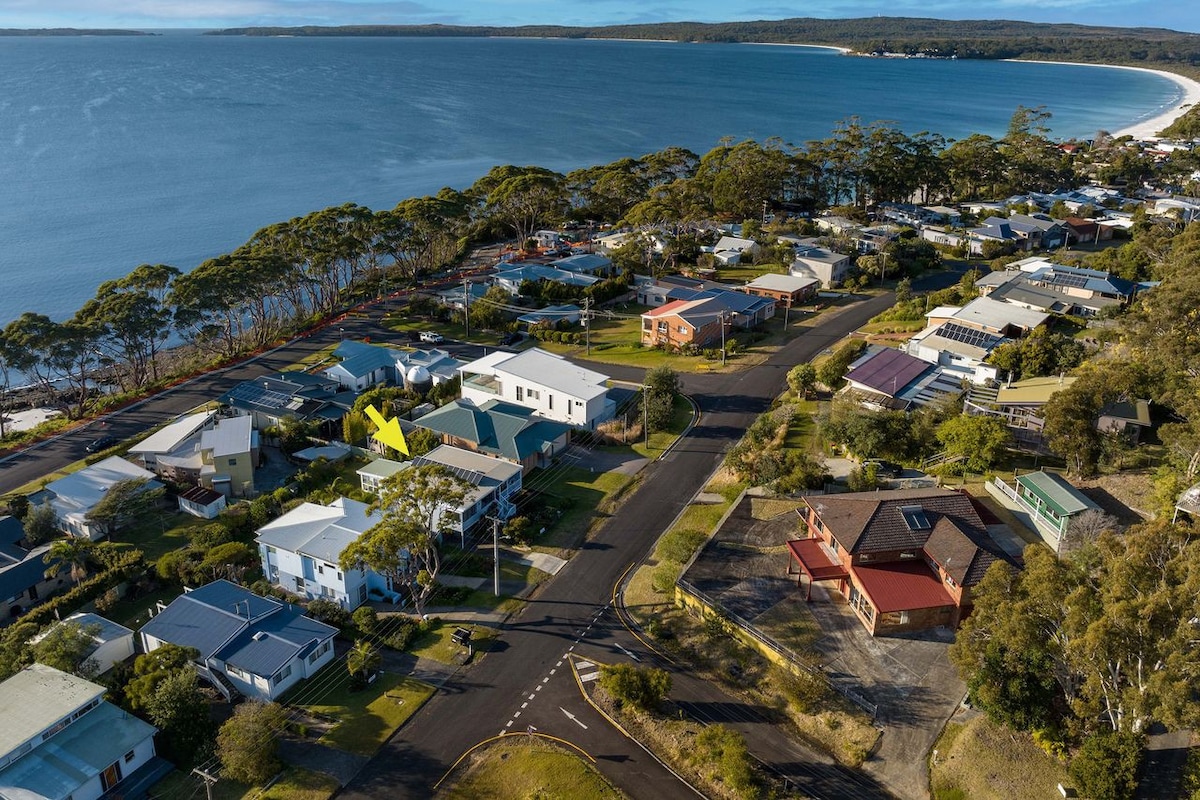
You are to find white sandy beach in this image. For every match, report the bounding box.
[1002,60,1200,139]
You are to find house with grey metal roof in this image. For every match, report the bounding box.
[43,457,163,541]
[217,371,355,435]
[33,612,135,675]
[413,399,571,475]
[459,347,615,429]
[402,445,524,533]
[140,579,337,701]
[903,322,1007,385]
[323,340,463,393]
[0,663,164,799]
[256,497,393,610]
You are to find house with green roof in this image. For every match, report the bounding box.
[987,470,1101,554]
[414,398,572,474]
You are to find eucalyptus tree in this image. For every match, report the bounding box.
[638,145,700,187]
[941,134,1004,200]
[567,157,648,223]
[483,168,568,245]
[374,195,467,284]
[1000,105,1075,194]
[2,314,100,418]
[75,266,178,392]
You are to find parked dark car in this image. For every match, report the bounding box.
[85,435,117,454]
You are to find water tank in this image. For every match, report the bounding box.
[406,365,433,394]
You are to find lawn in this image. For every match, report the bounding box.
[408,618,499,665]
[150,766,338,800]
[714,263,787,284]
[96,584,179,630]
[930,715,1069,800]
[783,399,819,452]
[531,466,635,550]
[286,663,435,756]
[112,510,214,564]
[440,739,624,800]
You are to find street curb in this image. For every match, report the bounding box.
[654,393,700,461]
[567,655,706,799]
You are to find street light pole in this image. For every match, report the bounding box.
[463,278,471,340]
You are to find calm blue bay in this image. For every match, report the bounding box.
[0,32,1181,325]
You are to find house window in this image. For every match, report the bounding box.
[337,571,343,581]
[677,325,687,335]
[228,458,237,466]
[124,750,137,764]
[358,584,368,603]
[273,665,292,685]
[528,389,540,401]
[317,564,324,575]
[516,386,523,401]
[548,395,553,410]
[227,664,246,679]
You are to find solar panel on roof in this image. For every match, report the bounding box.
[1049,272,1089,289]
[229,383,292,409]
[411,456,485,485]
[937,322,1000,349]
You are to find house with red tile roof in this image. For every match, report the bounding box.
[640,298,731,350]
[786,488,1013,636]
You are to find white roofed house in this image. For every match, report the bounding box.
[779,237,853,288]
[323,340,463,393]
[903,322,1008,385]
[458,347,616,429]
[0,664,165,800]
[925,296,1050,339]
[126,409,216,475]
[256,497,395,609]
[41,456,163,541]
[712,235,760,266]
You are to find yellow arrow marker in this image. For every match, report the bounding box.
[364,404,409,457]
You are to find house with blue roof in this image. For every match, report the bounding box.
[217,371,356,435]
[413,398,572,475]
[492,264,601,296]
[0,516,62,621]
[548,252,614,276]
[140,579,337,701]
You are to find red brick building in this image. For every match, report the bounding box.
[786,488,1013,636]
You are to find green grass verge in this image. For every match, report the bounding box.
[441,739,624,800]
[150,766,338,800]
[408,618,499,665]
[286,663,435,757]
[534,466,634,550]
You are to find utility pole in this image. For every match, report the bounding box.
[192,768,218,800]
[489,515,502,596]
[463,278,471,339]
[583,296,591,356]
[643,389,650,448]
[720,311,730,366]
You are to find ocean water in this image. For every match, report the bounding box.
[0,32,1181,325]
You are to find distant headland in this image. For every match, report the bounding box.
[204,17,1200,70]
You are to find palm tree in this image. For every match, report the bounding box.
[44,538,96,586]
[347,640,381,681]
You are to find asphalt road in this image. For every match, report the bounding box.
[0,297,484,495]
[339,292,899,800]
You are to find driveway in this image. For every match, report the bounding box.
[808,585,964,800]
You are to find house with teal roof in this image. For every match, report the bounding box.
[414,399,571,474]
[987,470,1101,555]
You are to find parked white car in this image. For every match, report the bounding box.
[419,331,444,344]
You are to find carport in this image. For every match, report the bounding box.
[785,538,848,601]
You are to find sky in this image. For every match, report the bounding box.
[0,0,1197,34]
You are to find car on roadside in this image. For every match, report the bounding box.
[85,435,117,454]
[863,459,901,479]
[419,331,444,344]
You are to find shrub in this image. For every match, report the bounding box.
[351,606,379,635]
[657,528,707,564]
[651,562,680,594]
[306,598,351,628]
[1069,731,1144,800]
[598,663,672,711]
[382,617,422,651]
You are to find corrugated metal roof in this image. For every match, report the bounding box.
[845,348,932,397]
[128,410,215,455]
[200,416,253,458]
[854,561,956,614]
[1016,471,1100,517]
[0,665,107,759]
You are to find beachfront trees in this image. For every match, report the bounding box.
[339,464,472,617]
[941,134,1005,200]
[375,196,467,284]
[474,166,567,244]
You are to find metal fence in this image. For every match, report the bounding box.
[676,577,878,719]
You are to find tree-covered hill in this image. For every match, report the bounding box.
[207,17,1200,68]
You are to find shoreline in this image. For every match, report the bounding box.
[998,58,1199,139]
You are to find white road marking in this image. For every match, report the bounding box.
[542,677,549,683]
[575,660,593,669]
[549,669,556,675]
[560,707,588,729]
[505,720,513,728]
[579,671,600,682]
[514,711,521,718]
[521,702,528,709]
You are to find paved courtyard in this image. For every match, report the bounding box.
[680,491,966,800]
